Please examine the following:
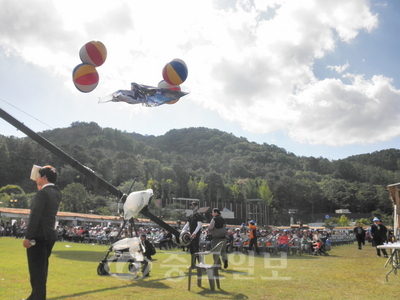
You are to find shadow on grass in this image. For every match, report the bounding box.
[48,278,250,300]
[196,289,249,299]
[286,254,336,259]
[52,250,104,262]
[52,250,165,263]
[47,276,175,299]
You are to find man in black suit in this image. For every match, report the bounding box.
[353,222,366,250]
[370,217,388,258]
[23,165,61,300]
[182,202,203,258]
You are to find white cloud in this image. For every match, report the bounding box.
[290,74,400,146]
[326,61,350,74]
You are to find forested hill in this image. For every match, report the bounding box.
[346,149,400,172]
[133,127,290,156]
[1,121,399,224]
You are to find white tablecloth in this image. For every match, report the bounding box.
[377,244,400,250]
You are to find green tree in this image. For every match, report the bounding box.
[0,140,10,187]
[147,178,160,198]
[187,176,198,199]
[259,180,273,206]
[354,218,370,226]
[172,162,189,197]
[243,179,260,199]
[0,185,27,208]
[259,180,273,225]
[324,217,339,230]
[319,178,352,212]
[159,179,176,199]
[197,179,208,201]
[337,214,351,227]
[205,172,225,202]
[61,183,91,213]
[0,185,24,195]
[0,192,11,207]
[96,206,112,216]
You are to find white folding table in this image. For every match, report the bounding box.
[377,244,400,281]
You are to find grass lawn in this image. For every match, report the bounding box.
[1,237,399,300]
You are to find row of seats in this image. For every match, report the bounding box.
[329,235,355,246]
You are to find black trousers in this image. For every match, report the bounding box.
[249,238,260,254]
[374,238,387,256]
[189,235,201,264]
[26,239,56,300]
[189,235,200,256]
[356,236,364,248]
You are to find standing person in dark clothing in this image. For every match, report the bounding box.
[140,234,156,260]
[208,208,228,268]
[370,217,388,258]
[139,234,153,277]
[248,220,261,255]
[182,202,203,257]
[23,165,61,300]
[353,222,366,250]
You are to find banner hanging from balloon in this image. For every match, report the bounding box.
[99,82,188,107]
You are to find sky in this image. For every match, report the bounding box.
[1,0,400,160]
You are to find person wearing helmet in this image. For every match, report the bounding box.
[370,217,388,258]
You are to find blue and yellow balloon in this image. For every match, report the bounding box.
[162,59,188,86]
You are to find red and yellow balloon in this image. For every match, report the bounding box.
[79,41,107,67]
[72,63,99,93]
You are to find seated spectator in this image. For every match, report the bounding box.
[159,230,173,250]
[276,230,290,253]
[226,230,234,253]
[313,239,323,252]
[109,228,119,243]
[312,229,322,242]
[233,228,241,239]
[294,229,301,238]
[300,235,311,254]
[199,230,213,251]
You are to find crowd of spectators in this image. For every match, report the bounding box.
[0,221,27,238]
[227,226,334,255]
[1,220,350,256]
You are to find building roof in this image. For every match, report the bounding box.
[0,207,122,222]
[198,207,211,213]
[0,207,180,227]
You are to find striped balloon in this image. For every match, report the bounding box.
[79,41,107,67]
[162,59,188,86]
[72,63,99,93]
